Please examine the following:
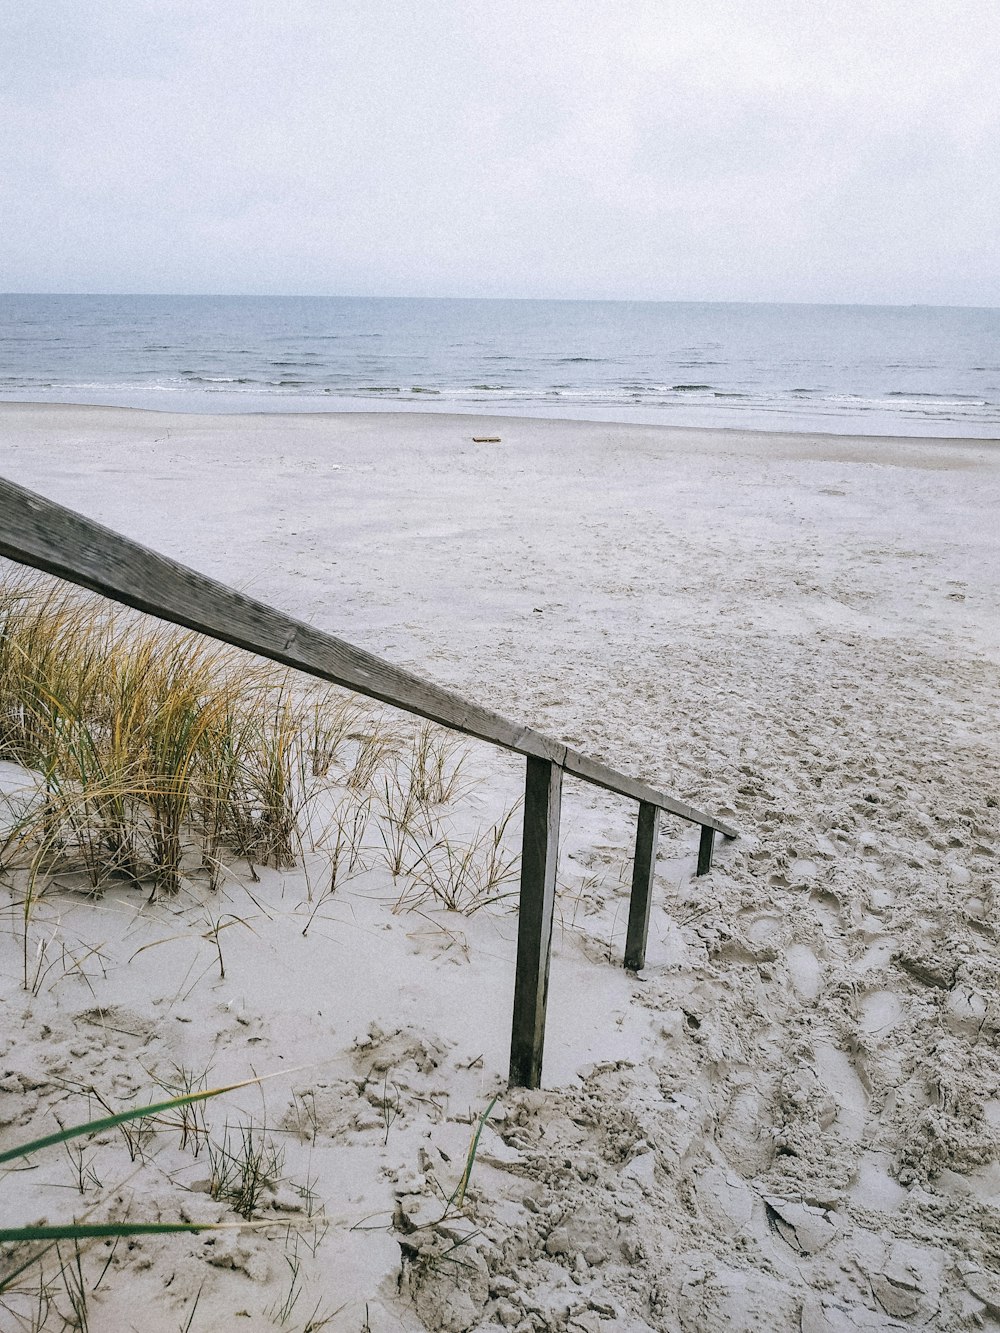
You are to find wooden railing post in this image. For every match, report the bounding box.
[509,756,562,1089]
[697,825,715,876]
[624,801,660,971]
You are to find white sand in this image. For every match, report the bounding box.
[0,403,998,1331]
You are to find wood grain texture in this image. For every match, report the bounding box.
[509,757,562,1089]
[563,750,736,837]
[697,825,715,876]
[624,801,660,971]
[0,474,736,836]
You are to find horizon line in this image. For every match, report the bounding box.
[3,291,1000,313]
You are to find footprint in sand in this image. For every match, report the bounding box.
[809,887,847,935]
[854,938,897,975]
[786,943,822,1002]
[742,912,784,947]
[858,991,904,1038]
[850,1153,908,1211]
[812,1043,869,1142]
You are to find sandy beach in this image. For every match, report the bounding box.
[1,401,998,1331]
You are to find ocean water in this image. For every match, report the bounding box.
[1,293,998,437]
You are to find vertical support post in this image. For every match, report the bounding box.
[509,756,562,1090]
[696,825,715,876]
[624,801,660,971]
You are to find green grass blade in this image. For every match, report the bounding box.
[452,1094,499,1209]
[0,1076,257,1167]
[0,1222,218,1243]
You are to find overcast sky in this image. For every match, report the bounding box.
[2,1,998,305]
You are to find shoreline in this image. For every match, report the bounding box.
[2,394,999,443]
[2,396,999,452]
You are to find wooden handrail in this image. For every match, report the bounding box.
[0,474,737,1086]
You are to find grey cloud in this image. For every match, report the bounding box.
[1,0,998,303]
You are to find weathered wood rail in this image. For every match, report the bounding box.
[0,474,736,1089]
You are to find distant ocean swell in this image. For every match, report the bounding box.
[1,373,997,435]
[1,293,998,437]
[1,371,995,420]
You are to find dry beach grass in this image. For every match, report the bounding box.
[0,403,998,1331]
[0,574,516,923]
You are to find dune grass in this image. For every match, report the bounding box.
[0,575,382,889]
[0,572,524,971]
